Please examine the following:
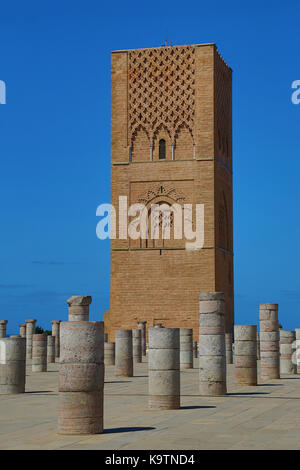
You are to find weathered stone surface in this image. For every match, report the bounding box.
[199,293,226,396]
[66,296,92,306]
[132,329,142,363]
[104,342,115,366]
[47,336,55,364]
[180,329,193,369]
[25,319,37,361]
[148,328,180,409]
[234,325,257,386]
[51,321,61,358]
[0,320,8,339]
[32,334,47,372]
[0,337,26,394]
[259,304,280,380]
[225,333,233,364]
[104,45,234,345]
[19,324,26,338]
[115,330,133,377]
[67,296,92,321]
[58,321,104,435]
[137,321,147,356]
[280,330,296,375]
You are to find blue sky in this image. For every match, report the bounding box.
[0,0,299,334]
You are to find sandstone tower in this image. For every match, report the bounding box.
[104,43,233,341]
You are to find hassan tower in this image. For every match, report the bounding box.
[103,43,233,341]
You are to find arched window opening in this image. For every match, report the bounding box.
[159,139,166,159]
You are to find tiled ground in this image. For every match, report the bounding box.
[0,359,299,449]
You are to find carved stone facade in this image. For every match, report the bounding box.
[104,43,234,341]
[129,46,195,148]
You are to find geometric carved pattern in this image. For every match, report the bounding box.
[128,46,195,144]
[137,184,186,205]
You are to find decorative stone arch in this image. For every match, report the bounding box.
[153,124,172,161]
[140,198,182,248]
[137,184,186,248]
[131,125,150,162]
[174,122,194,160]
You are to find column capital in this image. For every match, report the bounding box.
[67,296,92,306]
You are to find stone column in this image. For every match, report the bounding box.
[199,292,227,396]
[225,333,233,364]
[115,330,133,377]
[58,321,104,435]
[0,320,8,338]
[296,329,300,374]
[257,332,260,360]
[259,303,280,380]
[180,328,193,369]
[280,330,296,375]
[132,329,142,363]
[19,324,26,338]
[193,341,198,358]
[148,328,180,409]
[47,335,56,364]
[234,325,257,386]
[25,319,37,360]
[104,342,115,366]
[0,337,26,394]
[32,334,47,372]
[51,320,61,358]
[138,321,147,356]
[67,296,92,321]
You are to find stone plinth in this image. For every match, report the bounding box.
[138,321,147,356]
[0,337,26,394]
[225,333,233,364]
[199,292,227,396]
[234,325,257,386]
[259,304,280,381]
[32,334,47,372]
[132,329,142,363]
[47,336,56,364]
[180,328,193,369]
[193,341,198,358]
[148,328,180,409]
[104,342,115,366]
[0,320,8,338]
[19,324,26,338]
[295,329,300,374]
[280,330,296,375]
[25,319,37,360]
[58,321,104,435]
[51,321,61,358]
[67,296,92,322]
[257,332,260,360]
[115,330,133,377]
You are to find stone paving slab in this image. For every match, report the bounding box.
[0,359,300,449]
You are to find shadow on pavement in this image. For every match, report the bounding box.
[105,381,132,384]
[180,405,216,410]
[227,392,269,396]
[103,426,155,434]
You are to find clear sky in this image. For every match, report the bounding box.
[0,0,299,334]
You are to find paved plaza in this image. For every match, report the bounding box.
[0,359,299,450]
